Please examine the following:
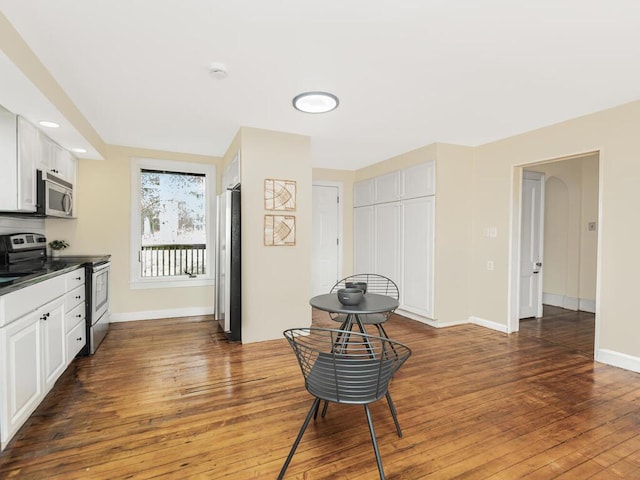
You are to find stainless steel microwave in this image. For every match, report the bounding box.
[36,170,73,218]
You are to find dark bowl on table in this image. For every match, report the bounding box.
[337,288,364,306]
[345,281,367,294]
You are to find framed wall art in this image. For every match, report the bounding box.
[264,214,296,246]
[264,179,297,211]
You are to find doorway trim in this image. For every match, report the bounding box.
[312,180,344,291]
[507,150,602,352]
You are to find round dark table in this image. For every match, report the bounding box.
[310,293,399,332]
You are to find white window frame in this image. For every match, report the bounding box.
[130,157,216,289]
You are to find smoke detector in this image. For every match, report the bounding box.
[209,63,228,80]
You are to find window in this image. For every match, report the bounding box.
[130,158,216,288]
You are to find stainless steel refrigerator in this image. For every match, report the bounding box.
[215,186,241,341]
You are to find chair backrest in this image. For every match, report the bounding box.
[283,328,411,404]
[330,274,399,301]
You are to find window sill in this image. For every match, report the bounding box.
[130,277,215,290]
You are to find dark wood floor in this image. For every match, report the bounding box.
[1,309,639,479]
[519,305,596,357]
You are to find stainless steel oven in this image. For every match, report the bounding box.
[88,261,110,354]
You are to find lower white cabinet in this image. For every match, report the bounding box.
[354,206,374,272]
[0,310,42,447]
[373,202,402,283]
[402,196,435,317]
[42,297,66,390]
[0,268,85,450]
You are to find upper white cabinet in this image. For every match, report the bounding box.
[354,160,435,207]
[374,171,401,204]
[40,135,77,183]
[354,178,374,207]
[0,109,37,212]
[0,106,77,214]
[402,161,435,199]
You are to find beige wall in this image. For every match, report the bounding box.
[45,145,222,317]
[238,127,312,343]
[475,100,640,359]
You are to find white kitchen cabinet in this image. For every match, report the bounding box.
[402,196,435,317]
[354,178,374,207]
[40,135,76,183]
[374,171,401,204]
[0,269,84,450]
[353,206,374,273]
[353,161,435,321]
[402,161,435,199]
[374,202,402,284]
[63,269,86,364]
[0,310,42,448]
[41,297,66,390]
[0,111,37,212]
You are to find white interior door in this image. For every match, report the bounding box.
[519,171,544,319]
[312,184,340,296]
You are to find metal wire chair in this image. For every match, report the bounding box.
[279,327,411,480]
[329,273,400,338]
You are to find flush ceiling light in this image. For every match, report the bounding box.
[39,120,59,128]
[292,91,339,113]
[71,148,87,154]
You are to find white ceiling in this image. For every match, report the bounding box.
[2,1,640,170]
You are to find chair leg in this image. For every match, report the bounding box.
[278,397,321,480]
[321,400,329,418]
[364,404,385,480]
[386,392,403,437]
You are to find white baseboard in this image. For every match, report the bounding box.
[542,293,595,313]
[395,308,437,327]
[579,299,596,314]
[469,316,509,333]
[111,306,214,323]
[596,349,640,374]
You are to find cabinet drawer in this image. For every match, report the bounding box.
[66,320,86,363]
[65,269,85,291]
[65,302,85,333]
[0,275,65,327]
[65,285,85,311]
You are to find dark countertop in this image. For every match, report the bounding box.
[0,254,110,296]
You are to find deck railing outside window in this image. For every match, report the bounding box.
[141,243,206,277]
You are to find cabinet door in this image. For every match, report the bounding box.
[0,311,42,449]
[38,132,54,174]
[402,196,435,317]
[373,202,401,285]
[354,179,374,207]
[402,161,435,199]
[41,297,66,390]
[374,171,401,204]
[353,206,374,273]
[16,117,38,212]
[52,144,76,183]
